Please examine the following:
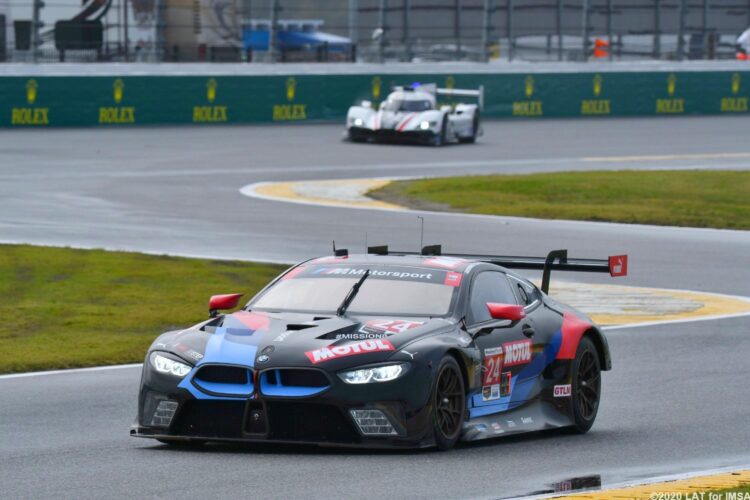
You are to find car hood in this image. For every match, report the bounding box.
[151,310,456,371]
[376,110,431,130]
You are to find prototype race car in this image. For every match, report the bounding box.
[131,247,628,450]
[345,83,483,145]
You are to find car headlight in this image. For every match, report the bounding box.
[338,363,406,384]
[353,118,364,127]
[150,352,192,378]
[419,120,431,130]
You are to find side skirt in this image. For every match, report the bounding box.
[460,399,574,442]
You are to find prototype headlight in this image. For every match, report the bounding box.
[353,118,364,126]
[338,363,405,384]
[150,352,192,378]
[419,120,430,130]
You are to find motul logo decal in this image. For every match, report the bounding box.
[305,339,395,364]
[502,339,532,366]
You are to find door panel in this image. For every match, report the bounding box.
[507,276,566,404]
[510,276,563,363]
[467,271,533,417]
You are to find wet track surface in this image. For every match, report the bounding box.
[1,117,749,498]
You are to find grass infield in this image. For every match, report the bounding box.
[369,170,750,230]
[0,245,286,373]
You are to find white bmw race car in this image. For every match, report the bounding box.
[346,83,483,146]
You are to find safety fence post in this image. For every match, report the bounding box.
[581,0,591,61]
[507,0,514,61]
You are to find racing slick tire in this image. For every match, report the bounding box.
[431,115,448,147]
[157,438,206,447]
[569,336,601,434]
[431,355,466,451]
[458,110,480,144]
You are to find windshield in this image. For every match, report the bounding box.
[250,266,458,316]
[383,99,433,112]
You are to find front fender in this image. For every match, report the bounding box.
[347,106,375,122]
[388,329,477,405]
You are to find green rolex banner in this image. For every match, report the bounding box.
[0,71,747,128]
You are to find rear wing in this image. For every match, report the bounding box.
[437,85,484,110]
[364,246,627,294]
[394,83,485,110]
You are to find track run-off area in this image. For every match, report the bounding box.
[1,117,749,499]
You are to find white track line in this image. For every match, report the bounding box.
[0,363,142,380]
[4,154,749,181]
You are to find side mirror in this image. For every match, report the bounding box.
[361,100,372,109]
[209,293,243,318]
[486,303,526,322]
[467,303,526,337]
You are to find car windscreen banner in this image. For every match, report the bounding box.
[291,265,462,286]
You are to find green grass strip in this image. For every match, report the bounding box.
[0,245,286,373]
[370,170,750,229]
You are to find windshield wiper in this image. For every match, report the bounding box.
[336,269,370,317]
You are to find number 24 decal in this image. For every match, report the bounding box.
[483,354,502,385]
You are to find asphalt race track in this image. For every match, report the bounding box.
[1,117,749,499]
